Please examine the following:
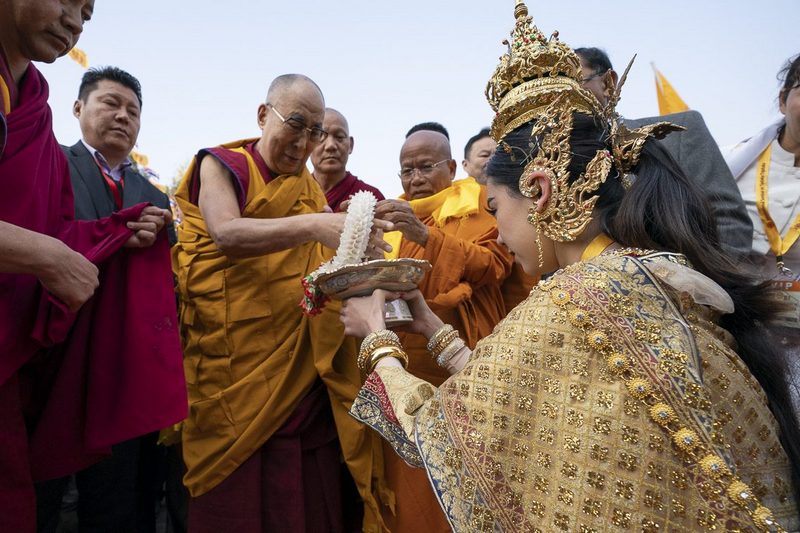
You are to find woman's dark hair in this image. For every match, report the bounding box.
[487,113,800,504]
[778,53,800,105]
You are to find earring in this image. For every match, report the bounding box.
[527,206,545,269]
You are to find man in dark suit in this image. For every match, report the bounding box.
[64,66,175,243]
[575,47,753,257]
[36,67,182,533]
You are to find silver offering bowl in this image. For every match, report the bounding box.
[315,258,432,327]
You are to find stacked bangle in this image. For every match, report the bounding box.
[358,330,406,372]
[427,324,464,367]
[368,346,409,373]
[436,337,465,367]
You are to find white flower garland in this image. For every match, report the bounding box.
[314,190,377,275]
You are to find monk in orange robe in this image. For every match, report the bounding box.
[172,74,390,533]
[462,127,538,313]
[375,130,513,531]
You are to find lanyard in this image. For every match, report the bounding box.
[93,157,124,210]
[755,144,800,274]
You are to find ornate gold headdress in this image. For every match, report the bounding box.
[486,1,677,243]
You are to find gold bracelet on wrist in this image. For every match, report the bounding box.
[426,324,455,353]
[436,337,466,367]
[358,330,401,370]
[430,330,459,356]
[367,346,409,373]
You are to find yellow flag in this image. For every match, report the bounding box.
[68,47,89,69]
[652,64,688,115]
[130,150,150,167]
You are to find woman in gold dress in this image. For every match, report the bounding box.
[341,3,800,531]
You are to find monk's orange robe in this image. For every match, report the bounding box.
[382,177,513,531]
[172,139,388,531]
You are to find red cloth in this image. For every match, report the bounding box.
[0,62,186,531]
[325,172,385,212]
[186,140,273,210]
[187,381,346,533]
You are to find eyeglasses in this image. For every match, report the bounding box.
[398,159,451,179]
[268,105,328,143]
[581,70,608,84]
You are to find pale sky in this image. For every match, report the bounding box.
[39,0,797,199]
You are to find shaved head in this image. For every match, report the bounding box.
[256,73,326,175]
[399,130,455,200]
[266,73,324,106]
[324,108,349,134]
[402,130,452,160]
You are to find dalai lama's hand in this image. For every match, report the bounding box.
[374,200,429,247]
[125,206,172,248]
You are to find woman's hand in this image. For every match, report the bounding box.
[397,290,443,338]
[340,289,397,337]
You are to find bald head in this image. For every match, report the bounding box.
[399,130,455,200]
[402,131,452,160]
[310,107,354,185]
[266,73,324,107]
[256,73,326,175]
[324,108,349,134]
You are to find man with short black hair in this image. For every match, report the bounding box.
[575,46,753,256]
[65,66,174,239]
[35,66,180,533]
[405,121,449,139]
[461,127,495,184]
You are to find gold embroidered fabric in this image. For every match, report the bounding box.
[351,252,799,532]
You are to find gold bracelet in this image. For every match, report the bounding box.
[358,330,401,370]
[367,346,409,373]
[436,337,466,367]
[426,324,455,353]
[430,330,459,356]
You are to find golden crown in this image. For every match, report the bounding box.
[486,1,610,243]
[486,1,602,143]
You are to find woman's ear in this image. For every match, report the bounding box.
[527,170,552,212]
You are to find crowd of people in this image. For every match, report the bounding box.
[1,0,798,532]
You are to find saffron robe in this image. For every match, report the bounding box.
[324,171,385,212]
[172,139,388,531]
[0,60,185,532]
[352,251,800,532]
[382,177,513,531]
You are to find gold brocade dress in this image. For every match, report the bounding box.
[351,251,800,532]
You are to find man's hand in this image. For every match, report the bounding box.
[38,239,99,312]
[374,199,429,247]
[314,214,394,255]
[125,206,172,248]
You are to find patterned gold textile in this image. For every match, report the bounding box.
[351,251,800,532]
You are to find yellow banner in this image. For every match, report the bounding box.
[652,64,688,115]
[68,47,89,69]
[130,150,150,167]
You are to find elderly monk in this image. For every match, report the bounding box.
[311,108,385,212]
[0,2,185,531]
[375,130,513,531]
[172,74,390,533]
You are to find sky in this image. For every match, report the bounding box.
[39,0,797,199]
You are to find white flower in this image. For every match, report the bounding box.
[314,191,377,276]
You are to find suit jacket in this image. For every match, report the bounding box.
[624,110,753,257]
[63,141,176,245]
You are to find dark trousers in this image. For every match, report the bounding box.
[35,433,158,533]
